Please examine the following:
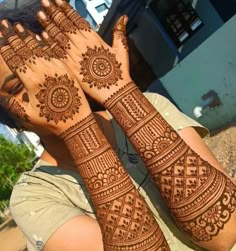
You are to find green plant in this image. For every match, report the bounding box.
[0,135,35,202]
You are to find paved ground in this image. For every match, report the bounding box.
[204,122,236,178]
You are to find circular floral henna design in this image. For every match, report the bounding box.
[36,74,81,124]
[80,46,122,89]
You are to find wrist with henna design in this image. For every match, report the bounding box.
[60,113,170,251]
[103,82,236,248]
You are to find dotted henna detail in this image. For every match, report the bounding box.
[35,74,81,124]
[80,46,122,89]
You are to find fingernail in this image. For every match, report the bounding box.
[35,34,42,41]
[37,11,47,20]
[41,31,49,40]
[14,23,28,38]
[0,20,15,37]
[41,0,50,7]
[14,23,25,33]
[55,0,63,6]
[123,15,128,25]
[1,19,9,28]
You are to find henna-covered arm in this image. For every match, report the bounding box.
[60,113,170,251]
[0,17,169,251]
[103,82,236,251]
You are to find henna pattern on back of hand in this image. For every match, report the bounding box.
[80,46,123,89]
[104,82,236,243]
[61,114,170,251]
[35,74,81,124]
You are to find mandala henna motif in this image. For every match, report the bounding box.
[60,1,91,32]
[61,114,170,250]
[104,82,236,243]
[35,74,81,124]
[80,46,123,89]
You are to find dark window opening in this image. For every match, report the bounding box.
[150,0,203,47]
[96,3,108,13]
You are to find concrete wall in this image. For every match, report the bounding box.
[161,15,236,130]
[129,0,223,78]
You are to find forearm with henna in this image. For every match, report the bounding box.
[103,82,236,250]
[60,113,170,251]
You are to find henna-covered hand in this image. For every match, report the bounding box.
[0,20,91,134]
[37,0,131,105]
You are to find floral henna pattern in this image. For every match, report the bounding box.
[104,82,236,242]
[60,1,91,32]
[35,74,81,124]
[80,46,123,89]
[61,114,170,250]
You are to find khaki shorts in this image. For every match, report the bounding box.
[11,93,213,251]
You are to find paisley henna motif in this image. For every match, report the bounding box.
[60,1,91,32]
[35,74,81,124]
[104,82,236,243]
[80,46,123,89]
[61,114,170,250]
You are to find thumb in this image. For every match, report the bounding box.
[0,90,28,122]
[112,15,129,51]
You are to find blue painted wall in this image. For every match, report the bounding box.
[161,15,236,130]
